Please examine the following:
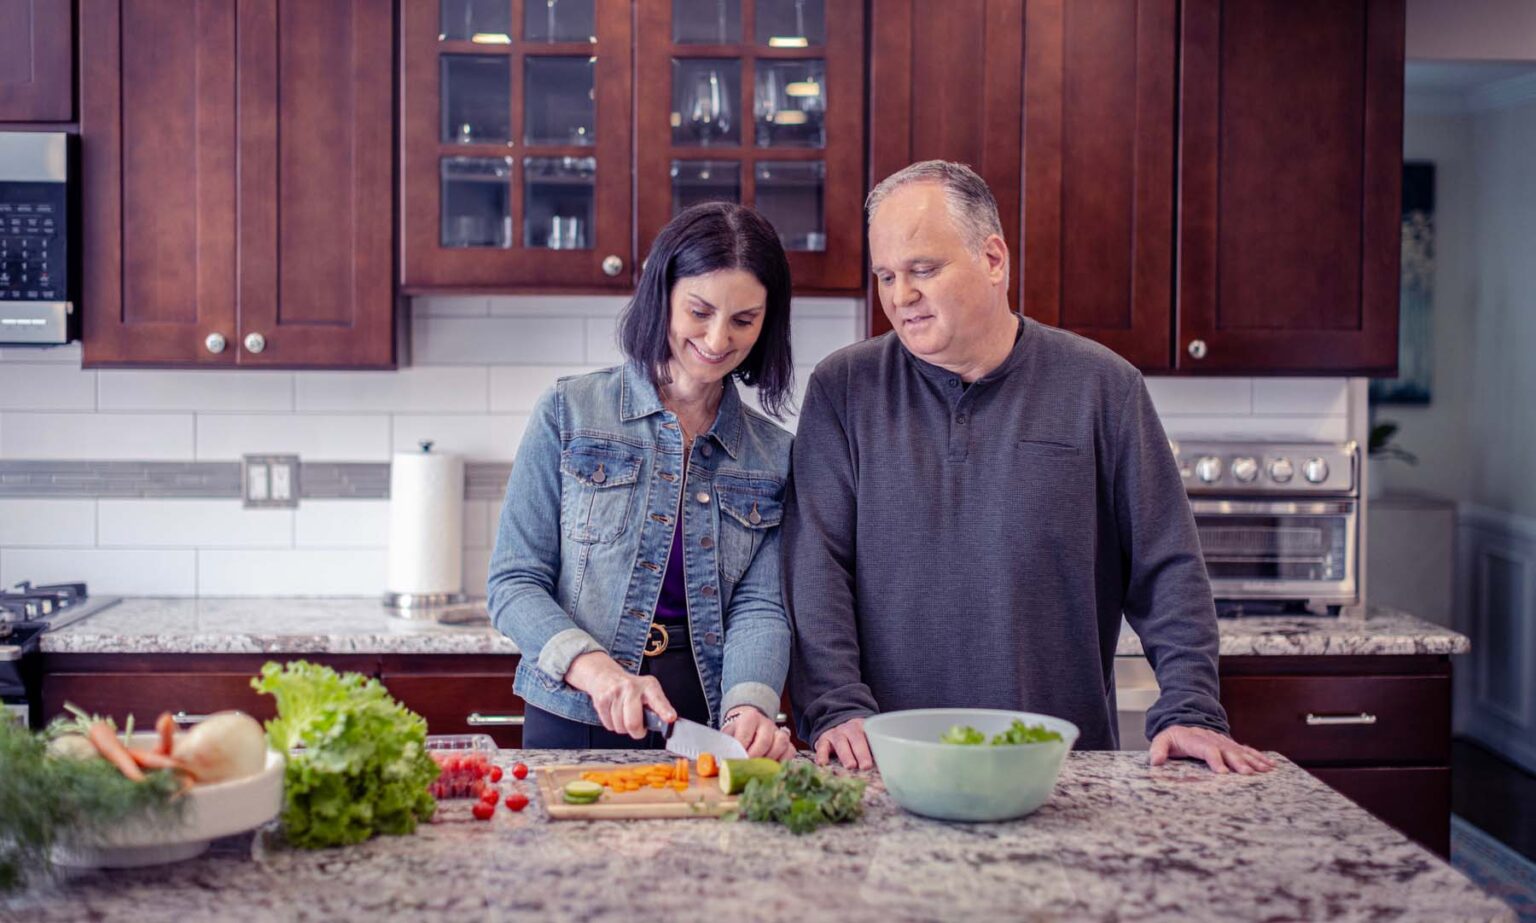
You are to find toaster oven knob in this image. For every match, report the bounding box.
[1303,457,1330,484]
[1268,458,1295,483]
[1231,456,1259,483]
[1195,455,1223,483]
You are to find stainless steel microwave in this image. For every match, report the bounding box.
[0,131,78,345]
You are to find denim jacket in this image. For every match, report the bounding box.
[487,363,793,729]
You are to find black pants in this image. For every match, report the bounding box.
[523,638,711,749]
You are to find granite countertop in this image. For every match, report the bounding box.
[41,597,1470,658]
[4,750,1512,922]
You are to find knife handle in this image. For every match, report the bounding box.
[643,710,670,734]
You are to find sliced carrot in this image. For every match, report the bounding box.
[697,752,717,778]
[87,721,145,781]
[648,781,666,789]
[674,757,688,783]
[670,781,689,792]
[155,712,176,756]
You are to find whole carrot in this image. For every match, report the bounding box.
[87,721,146,781]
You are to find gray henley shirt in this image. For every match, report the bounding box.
[784,315,1229,749]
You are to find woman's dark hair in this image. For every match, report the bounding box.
[618,202,795,420]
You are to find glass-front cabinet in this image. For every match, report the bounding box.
[401,0,633,289]
[637,0,864,291]
[401,0,863,293]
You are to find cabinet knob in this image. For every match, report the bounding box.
[1187,339,1208,360]
[601,254,624,277]
[205,333,227,355]
[244,332,267,354]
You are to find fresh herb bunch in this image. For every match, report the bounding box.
[0,719,183,893]
[738,761,866,835]
[253,661,439,849]
[940,719,1063,746]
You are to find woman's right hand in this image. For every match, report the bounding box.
[564,651,678,739]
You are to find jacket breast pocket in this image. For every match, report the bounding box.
[714,474,784,584]
[559,438,643,544]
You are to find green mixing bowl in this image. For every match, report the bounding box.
[862,709,1079,822]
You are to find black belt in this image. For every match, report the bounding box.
[644,621,691,657]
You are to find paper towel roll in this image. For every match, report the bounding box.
[387,445,465,597]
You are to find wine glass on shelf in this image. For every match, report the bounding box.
[687,69,732,145]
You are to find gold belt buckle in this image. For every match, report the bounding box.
[643,622,670,657]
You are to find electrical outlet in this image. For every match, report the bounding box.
[243,454,300,509]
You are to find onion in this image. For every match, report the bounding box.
[171,711,268,784]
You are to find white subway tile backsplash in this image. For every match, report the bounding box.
[195,414,391,461]
[1252,378,1351,416]
[584,317,624,365]
[411,315,586,365]
[0,500,95,546]
[0,343,82,364]
[462,545,492,598]
[295,500,389,547]
[462,500,491,550]
[415,295,491,317]
[0,412,194,460]
[98,500,292,548]
[392,414,529,462]
[198,549,386,595]
[791,316,859,368]
[1161,414,1349,442]
[97,370,294,412]
[488,365,603,412]
[1144,377,1254,416]
[1,548,197,596]
[488,295,630,318]
[792,297,862,319]
[296,367,488,413]
[0,364,96,411]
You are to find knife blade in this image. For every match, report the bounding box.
[644,711,749,760]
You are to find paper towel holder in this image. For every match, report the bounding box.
[382,438,469,617]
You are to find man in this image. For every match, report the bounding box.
[785,161,1273,775]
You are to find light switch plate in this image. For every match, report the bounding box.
[243,454,300,508]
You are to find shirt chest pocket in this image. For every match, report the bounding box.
[559,439,643,544]
[714,474,783,583]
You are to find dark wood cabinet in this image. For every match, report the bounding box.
[80,0,396,369]
[0,0,73,122]
[1175,0,1403,373]
[1021,0,1175,370]
[1221,655,1451,857]
[867,0,1023,336]
[379,654,525,748]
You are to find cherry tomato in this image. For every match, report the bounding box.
[504,792,529,812]
[479,786,500,805]
[489,766,503,783]
[511,762,529,780]
[471,801,495,821]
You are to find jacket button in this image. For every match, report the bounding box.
[700,585,717,597]
[704,631,719,646]
[592,467,606,484]
[748,509,762,525]
[702,443,713,457]
[696,491,710,504]
[699,535,714,549]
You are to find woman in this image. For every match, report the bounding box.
[488,202,797,760]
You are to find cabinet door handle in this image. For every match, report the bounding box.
[1187,339,1208,360]
[466,712,525,726]
[205,333,227,354]
[601,254,624,277]
[172,711,211,726]
[244,332,267,354]
[1304,712,1377,726]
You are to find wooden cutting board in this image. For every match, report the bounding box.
[537,764,739,820]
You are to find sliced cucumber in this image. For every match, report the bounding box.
[718,758,782,795]
[563,779,604,804]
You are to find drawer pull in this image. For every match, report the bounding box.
[1305,712,1378,726]
[466,713,525,727]
[172,711,210,726]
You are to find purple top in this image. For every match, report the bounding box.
[654,515,688,623]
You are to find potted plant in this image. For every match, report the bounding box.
[1367,422,1417,499]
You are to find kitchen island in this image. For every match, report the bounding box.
[3,749,1512,922]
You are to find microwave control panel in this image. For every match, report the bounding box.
[0,184,66,302]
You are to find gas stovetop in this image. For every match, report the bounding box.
[0,582,121,659]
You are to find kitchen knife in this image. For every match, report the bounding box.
[644,711,749,760]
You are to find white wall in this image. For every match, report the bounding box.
[0,296,1356,596]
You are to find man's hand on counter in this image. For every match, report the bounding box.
[1149,725,1276,775]
[814,717,874,771]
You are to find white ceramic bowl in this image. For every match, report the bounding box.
[53,735,285,869]
[863,708,1079,822]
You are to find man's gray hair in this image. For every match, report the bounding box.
[865,160,1004,252]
